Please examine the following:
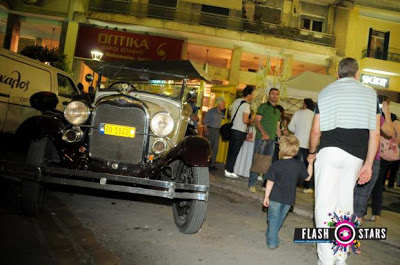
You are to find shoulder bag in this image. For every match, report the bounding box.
[380,135,400,161]
[220,100,246,141]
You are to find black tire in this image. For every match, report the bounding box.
[23,137,54,216]
[172,162,209,234]
[22,181,43,216]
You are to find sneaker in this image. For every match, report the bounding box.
[303,188,313,194]
[267,244,279,250]
[224,170,239,179]
[371,215,380,222]
[249,186,256,193]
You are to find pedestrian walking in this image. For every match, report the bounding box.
[353,95,394,220]
[308,57,379,265]
[203,97,226,168]
[263,135,314,249]
[224,86,254,178]
[248,88,281,192]
[288,98,315,193]
[369,111,400,222]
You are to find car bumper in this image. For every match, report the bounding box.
[0,165,209,201]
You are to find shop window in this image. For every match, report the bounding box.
[367,29,390,60]
[254,5,281,24]
[300,15,325,32]
[57,74,79,99]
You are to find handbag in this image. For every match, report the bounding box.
[380,135,400,161]
[220,100,246,141]
[250,153,272,175]
[250,140,272,175]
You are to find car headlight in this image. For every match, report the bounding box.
[64,101,90,125]
[150,112,174,137]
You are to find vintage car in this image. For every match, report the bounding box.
[10,60,211,234]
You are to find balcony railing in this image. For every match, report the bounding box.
[362,48,400,63]
[88,0,335,47]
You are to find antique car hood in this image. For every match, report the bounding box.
[85,60,210,81]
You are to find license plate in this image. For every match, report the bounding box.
[99,123,136,138]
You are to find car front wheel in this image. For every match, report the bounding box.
[172,162,209,234]
[23,137,58,216]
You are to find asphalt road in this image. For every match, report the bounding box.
[51,186,400,265]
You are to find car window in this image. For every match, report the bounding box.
[57,74,79,98]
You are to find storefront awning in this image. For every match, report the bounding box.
[85,60,210,81]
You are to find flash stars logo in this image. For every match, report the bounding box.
[294,211,387,254]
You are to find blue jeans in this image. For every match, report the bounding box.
[248,139,275,187]
[266,200,291,248]
[353,159,380,218]
[225,129,247,173]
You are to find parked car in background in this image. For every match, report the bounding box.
[2,60,211,234]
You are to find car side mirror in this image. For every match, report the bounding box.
[85,73,94,83]
[30,92,59,111]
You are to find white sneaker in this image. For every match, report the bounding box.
[224,170,239,179]
[303,188,313,194]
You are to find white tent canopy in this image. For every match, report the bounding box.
[282,71,400,118]
[285,71,336,101]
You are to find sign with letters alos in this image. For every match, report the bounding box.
[75,25,184,61]
[361,74,389,88]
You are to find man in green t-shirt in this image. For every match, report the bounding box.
[248,88,282,192]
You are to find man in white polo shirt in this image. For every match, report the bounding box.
[308,58,379,265]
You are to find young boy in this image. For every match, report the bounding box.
[263,135,314,249]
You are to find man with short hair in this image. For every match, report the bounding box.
[203,98,226,168]
[225,86,254,178]
[308,58,379,265]
[248,88,281,192]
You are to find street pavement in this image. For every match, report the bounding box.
[1,165,400,264]
[209,166,400,249]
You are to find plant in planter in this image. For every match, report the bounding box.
[20,45,70,72]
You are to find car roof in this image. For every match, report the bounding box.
[85,60,210,81]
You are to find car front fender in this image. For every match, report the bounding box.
[16,115,65,143]
[170,135,211,167]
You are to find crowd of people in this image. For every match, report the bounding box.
[200,57,399,265]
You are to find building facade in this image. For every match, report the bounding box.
[1,0,399,106]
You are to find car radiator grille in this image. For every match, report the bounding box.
[89,104,146,164]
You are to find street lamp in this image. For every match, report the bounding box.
[91,50,103,61]
[90,50,104,91]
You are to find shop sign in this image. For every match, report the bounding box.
[361,74,389,88]
[75,25,183,61]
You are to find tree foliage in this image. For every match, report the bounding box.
[20,45,69,72]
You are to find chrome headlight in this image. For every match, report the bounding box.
[150,112,174,137]
[64,101,90,125]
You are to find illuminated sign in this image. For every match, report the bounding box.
[75,25,183,61]
[361,74,389,88]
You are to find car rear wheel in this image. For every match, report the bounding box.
[172,161,209,234]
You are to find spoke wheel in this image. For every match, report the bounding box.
[172,161,209,234]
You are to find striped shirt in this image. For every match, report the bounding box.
[318,77,377,131]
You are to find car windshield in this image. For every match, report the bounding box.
[101,80,199,100]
